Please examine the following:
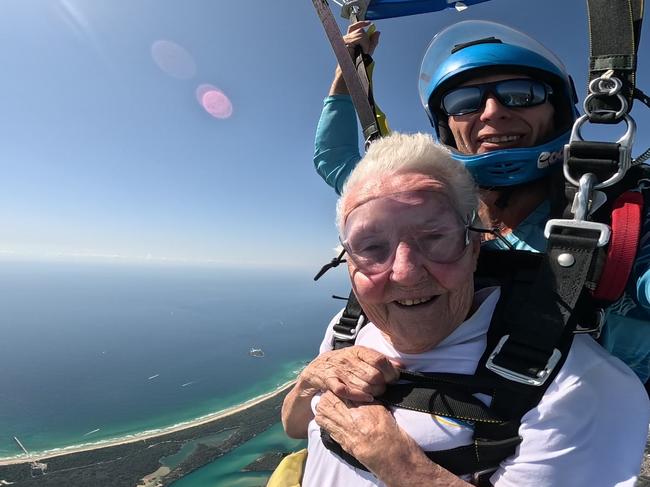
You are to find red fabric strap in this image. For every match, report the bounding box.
[592,191,644,301]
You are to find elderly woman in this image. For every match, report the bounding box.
[282,133,648,487]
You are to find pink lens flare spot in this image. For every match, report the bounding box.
[201,89,233,119]
[195,83,217,103]
[151,40,197,79]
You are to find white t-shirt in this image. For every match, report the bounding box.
[302,287,650,487]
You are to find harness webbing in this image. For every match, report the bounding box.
[585,0,644,122]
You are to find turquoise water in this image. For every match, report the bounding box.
[171,422,306,487]
[161,430,234,469]
[0,261,347,458]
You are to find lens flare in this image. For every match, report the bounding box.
[151,40,197,79]
[195,84,233,119]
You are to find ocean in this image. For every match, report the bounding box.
[0,260,347,472]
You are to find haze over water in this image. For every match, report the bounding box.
[0,260,346,458]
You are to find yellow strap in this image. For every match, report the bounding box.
[365,59,391,136]
[365,24,390,137]
[266,448,307,487]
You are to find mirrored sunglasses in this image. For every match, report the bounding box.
[440,79,553,116]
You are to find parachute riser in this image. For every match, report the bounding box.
[311,0,380,144]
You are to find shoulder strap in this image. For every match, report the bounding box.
[332,290,367,349]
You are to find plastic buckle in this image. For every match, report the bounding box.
[471,467,498,486]
[332,314,366,342]
[486,335,562,386]
[573,308,605,339]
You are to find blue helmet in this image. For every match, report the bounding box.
[418,20,579,187]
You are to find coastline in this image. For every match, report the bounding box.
[0,379,296,467]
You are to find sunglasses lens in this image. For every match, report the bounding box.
[495,80,548,107]
[441,79,550,116]
[442,87,482,116]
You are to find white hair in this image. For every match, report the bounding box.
[337,132,478,232]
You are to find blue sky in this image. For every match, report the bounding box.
[0,0,648,269]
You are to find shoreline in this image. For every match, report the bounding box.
[0,379,296,466]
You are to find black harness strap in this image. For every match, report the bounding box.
[332,290,366,348]
[585,0,644,123]
[321,426,520,480]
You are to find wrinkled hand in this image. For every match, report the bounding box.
[297,345,400,402]
[315,391,414,476]
[343,20,380,58]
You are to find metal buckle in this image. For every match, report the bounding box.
[544,219,611,247]
[573,308,605,339]
[544,172,611,247]
[332,314,366,342]
[564,113,636,189]
[486,335,562,386]
[338,0,369,19]
[471,467,498,486]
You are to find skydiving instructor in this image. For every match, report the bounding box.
[313,19,650,390]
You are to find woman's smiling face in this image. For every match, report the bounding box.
[343,173,479,354]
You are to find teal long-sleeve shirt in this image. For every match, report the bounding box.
[314,94,650,383]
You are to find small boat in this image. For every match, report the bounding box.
[249,348,265,357]
[83,428,100,436]
[147,374,160,380]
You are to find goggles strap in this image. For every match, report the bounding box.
[313,248,346,281]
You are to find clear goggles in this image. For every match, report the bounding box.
[340,192,474,275]
[440,79,553,116]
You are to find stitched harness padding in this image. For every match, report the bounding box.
[592,190,644,301]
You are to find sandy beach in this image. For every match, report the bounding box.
[0,379,296,466]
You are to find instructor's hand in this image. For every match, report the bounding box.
[343,20,380,57]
